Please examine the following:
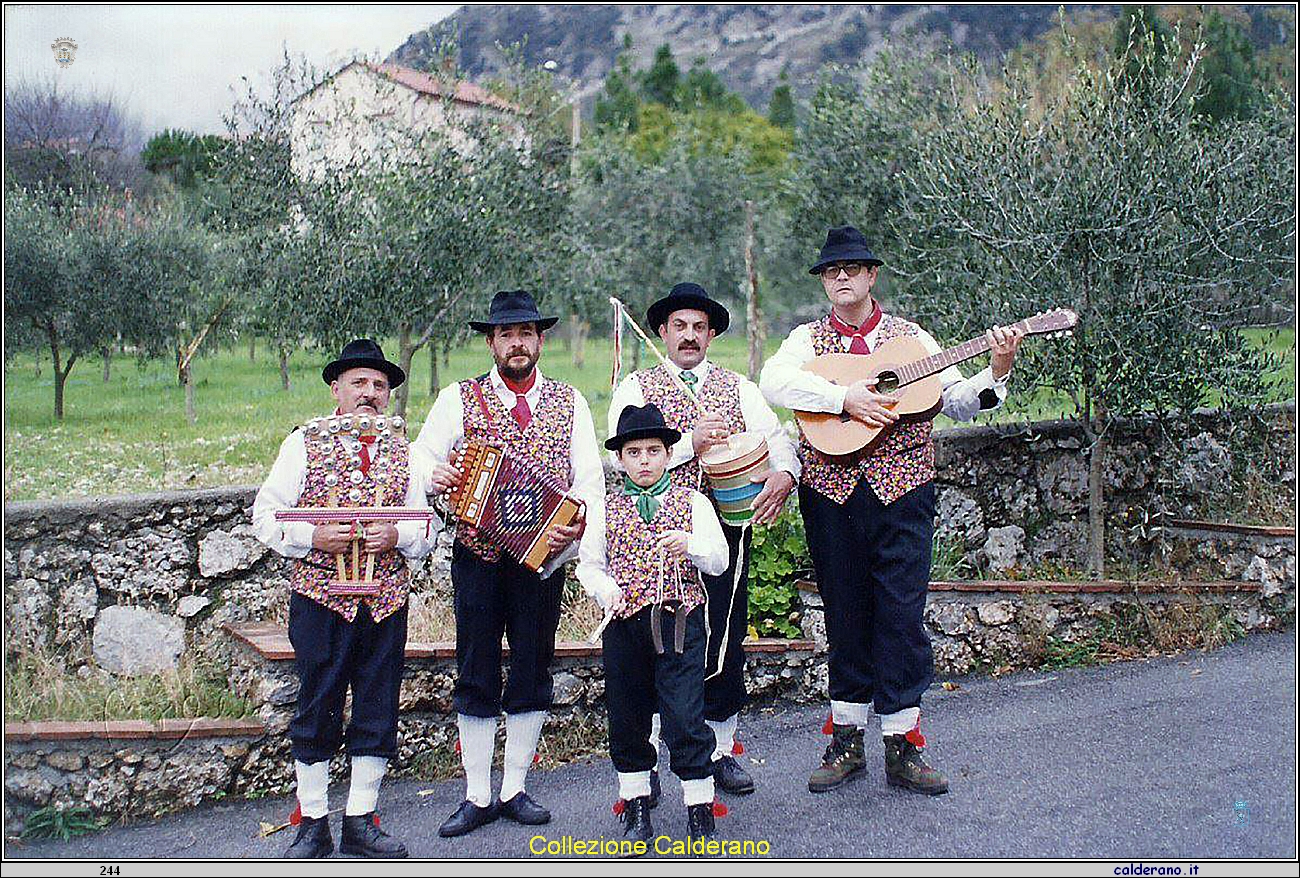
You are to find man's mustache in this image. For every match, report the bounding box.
[678,341,700,350]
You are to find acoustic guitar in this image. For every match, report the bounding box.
[795,309,1078,457]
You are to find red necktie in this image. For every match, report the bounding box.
[358,434,375,474]
[512,393,532,430]
[829,303,883,355]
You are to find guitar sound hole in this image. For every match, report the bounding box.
[875,370,900,393]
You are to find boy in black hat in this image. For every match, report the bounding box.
[759,227,1023,796]
[609,281,799,798]
[252,339,437,858]
[578,403,730,850]
[414,291,606,838]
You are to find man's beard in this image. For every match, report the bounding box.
[498,352,537,382]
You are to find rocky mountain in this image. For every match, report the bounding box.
[388,5,1292,111]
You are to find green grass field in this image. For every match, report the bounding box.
[3,327,1293,502]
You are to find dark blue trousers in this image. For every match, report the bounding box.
[799,480,936,716]
[451,542,565,718]
[702,522,753,722]
[288,592,408,764]
[604,605,713,781]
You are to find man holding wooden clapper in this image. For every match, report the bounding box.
[759,226,1024,796]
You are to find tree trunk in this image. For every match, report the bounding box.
[742,199,764,381]
[395,323,415,418]
[429,342,439,396]
[46,322,72,420]
[1086,413,1107,579]
[183,362,196,425]
[573,319,588,369]
[278,345,291,391]
[102,346,112,383]
[249,337,256,362]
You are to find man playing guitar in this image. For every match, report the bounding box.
[759,226,1023,797]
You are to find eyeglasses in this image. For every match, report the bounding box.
[819,262,869,279]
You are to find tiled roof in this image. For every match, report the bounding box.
[365,62,519,113]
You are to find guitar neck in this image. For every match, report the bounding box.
[899,318,1030,386]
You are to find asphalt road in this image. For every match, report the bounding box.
[8,631,1296,860]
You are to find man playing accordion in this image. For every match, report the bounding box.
[414,290,606,838]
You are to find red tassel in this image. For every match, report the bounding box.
[372,813,381,827]
[905,726,927,748]
[821,714,834,735]
[732,740,744,756]
[289,803,302,826]
[454,738,461,754]
[612,799,626,816]
[712,800,728,818]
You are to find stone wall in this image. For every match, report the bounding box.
[4,403,1293,675]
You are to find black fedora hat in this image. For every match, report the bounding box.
[646,282,730,335]
[468,290,559,333]
[322,338,406,388]
[605,403,683,451]
[809,226,884,275]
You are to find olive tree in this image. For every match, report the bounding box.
[893,33,1295,575]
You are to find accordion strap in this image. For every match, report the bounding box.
[467,377,500,439]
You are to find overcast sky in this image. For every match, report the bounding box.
[4,4,460,135]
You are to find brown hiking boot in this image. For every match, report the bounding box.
[884,733,949,796]
[808,723,866,792]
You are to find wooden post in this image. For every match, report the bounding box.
[570,100,581,176]
[743,200,764,381]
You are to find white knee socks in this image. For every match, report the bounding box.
[294,760,330,819]
[831,699,873,730]
[649,712,662,771]
[879,707,921,738]
[617,770,652,800]
[500,710,546,802]
[457,714,498,807]
[345,755,387,816]
[706,714,738,762]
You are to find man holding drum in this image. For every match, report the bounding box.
[759,227,1023,797]
[609,282,799,798]
[414,290,606,838]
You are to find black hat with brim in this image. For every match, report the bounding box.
[604,403,682,451]
[646,282,730,335]
[809,225,884,275]
[322,338,406,388]
[468,289,560,333]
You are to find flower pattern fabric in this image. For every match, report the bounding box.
[605,485,703,618]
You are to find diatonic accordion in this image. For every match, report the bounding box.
[447,439,583,572]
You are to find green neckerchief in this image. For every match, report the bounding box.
[623,470,671,524]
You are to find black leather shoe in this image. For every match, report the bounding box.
[648,769,661,810]
[497,791,551,825]
[686,802,716,842]
[711,755,755,795]
[619,796,654,856]
[284,814,333,858]
[438,800,499,838]
[339,812,408,858]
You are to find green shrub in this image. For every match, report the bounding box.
[21,805,107,841]
[747,503,811,638]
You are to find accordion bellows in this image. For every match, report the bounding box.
[447,439,583,572]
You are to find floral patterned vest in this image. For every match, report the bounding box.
[605,486,703,618]
[288,419,412,622]
[456,374,576,563]
[636,362,746,493]
[797,314,936,505]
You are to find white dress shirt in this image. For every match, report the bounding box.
[759,317,1010,422]
[608,358,801,479]
[251,428,438,560]
[576,488,729,610]
[411,365,606,578]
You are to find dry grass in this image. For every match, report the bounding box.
[4,647,255,722]
[407,578,606,643]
